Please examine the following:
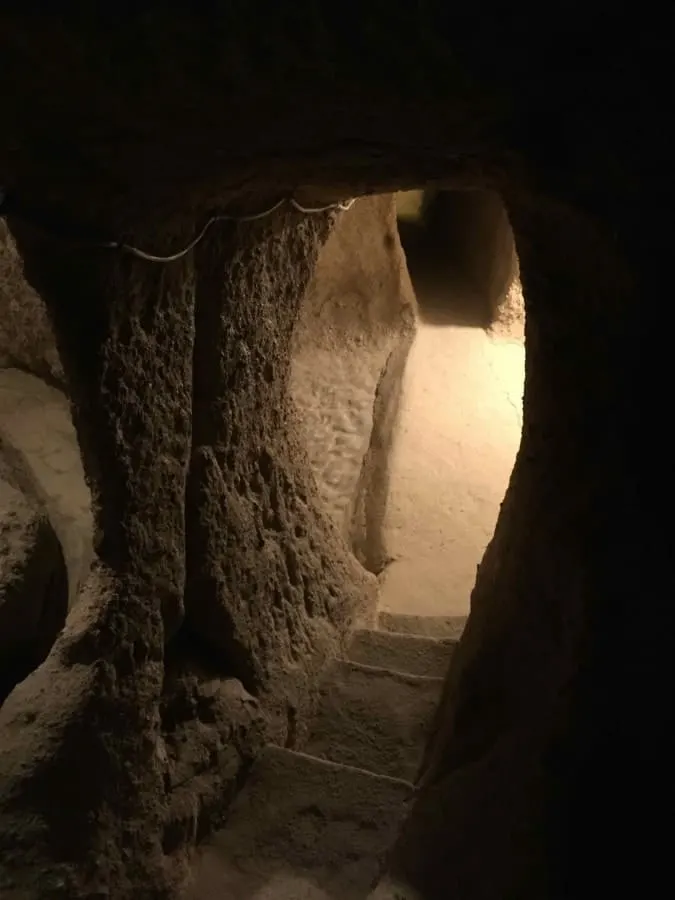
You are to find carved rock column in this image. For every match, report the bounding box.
[0,218,195,897]
[185,208,375,745]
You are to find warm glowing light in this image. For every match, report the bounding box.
[396,190,425,222]
[379,321,525,619]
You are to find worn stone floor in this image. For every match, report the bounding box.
[378,320,524,619]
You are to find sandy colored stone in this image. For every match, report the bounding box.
[0,10,661,897]
[0,218,198,899]
[184,210,378,740]
[377,319,524,620]
[292,194,417,569]
[347,628,456,679]
[378,612,467,642]
[488,271,525,341]
[303,659,442,782]
[0,369,93,608]
[0,440,68,705]
[184,746,413,900]
[0,221,64,386]
[161,667,269,865]
[426,191,518,325]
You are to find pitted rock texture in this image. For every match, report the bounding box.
[161,641,269,873]
[185,210,378,739]
[388,197,644,899]
[0,207,380,899]
[303,660,443,782]
[0,8,661,897]
[1,216,198,899]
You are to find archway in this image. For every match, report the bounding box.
[0,9,659,900]
[372,191,525,620]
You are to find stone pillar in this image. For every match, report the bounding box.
[184,208,374,745]
[0,217,196,897]
[388,194,640,898]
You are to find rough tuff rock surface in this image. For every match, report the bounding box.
[0,214,199,899]
[184,210,377,735]
[291,194,416,573]
[0,197,409,896]
[487,270,524,340]
[0,207,376,898]
[0,221,64,387]
[0,439,68,706]
[0,6,664,899]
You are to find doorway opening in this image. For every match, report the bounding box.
[377,189,526,618]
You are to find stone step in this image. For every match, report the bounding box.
[303,660,443,782]
[183,745,413,900]
[378,611,467,642]
[347,628,456,679]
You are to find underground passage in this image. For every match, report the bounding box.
[0,9,665,900]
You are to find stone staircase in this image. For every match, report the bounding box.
[183,613,465,900]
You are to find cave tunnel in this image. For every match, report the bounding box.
[396,188,523,331]
[367,189,525,621]
[0,8,665,900]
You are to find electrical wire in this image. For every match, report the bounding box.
[0,190,355,264]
